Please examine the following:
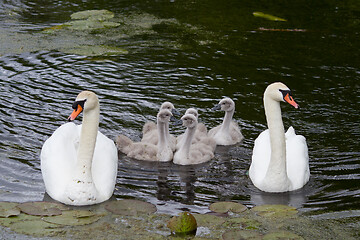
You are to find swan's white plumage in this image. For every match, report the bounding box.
[249,82,310,192]
[208,97,243,145]
[173,114,216,165]
[40,91,118,206]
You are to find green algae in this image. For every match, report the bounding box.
[222,229,263,240]
[0,200,358,239]
[60,45,128,57]
[251,204,298,218]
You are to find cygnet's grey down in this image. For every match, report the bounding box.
[173,113,216,165]
[141,102,177,151]
[208,97,244,145]
[116,109,174,162]
[176,108,208,150]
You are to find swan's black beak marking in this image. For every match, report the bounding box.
[68,99,86,121]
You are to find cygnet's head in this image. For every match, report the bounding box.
[160,102,180,116]
[185,108,199,119]
[68,91,99,121]
[213,97,235,112]
[264,82,299,108]
[181,114,197,129]
[157,109,173,123]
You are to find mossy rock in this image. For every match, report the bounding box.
[251,204,298,218]
[43,210,104,226]
[222,229,263,240]
[0,202,21,217]
[263,231,304,240]
[167,212,197,235]
[17,201,69,216]
[209,201,247,214]
[105,199,157,216]
[70,10,115,21]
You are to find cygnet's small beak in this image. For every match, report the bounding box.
[171,117,182,126]
[171,108,181,116]
[211,104,221,111]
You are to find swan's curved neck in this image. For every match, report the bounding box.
[263,96,289,184]
[157,120,168,148]
[75,107,99,180]
[221,109,234,131]
[179,125,196,157]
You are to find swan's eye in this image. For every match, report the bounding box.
[72,99,86,110]
[279,89,291,100]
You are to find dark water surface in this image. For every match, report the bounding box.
[0,0,359,220]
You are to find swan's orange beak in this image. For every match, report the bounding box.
[68,104,83,121]
[284,93,299,109]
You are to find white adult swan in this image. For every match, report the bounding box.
[173,113,216,165]
[117,109,174,162]
[249,82,310,192]
[208,97,244,145]
[40,91,118,206]
[141,102,177,151]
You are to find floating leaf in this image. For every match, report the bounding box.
[0,213,40,227]
[66,20,120,31]
[253,12,287,21]
[70,10,115,21]
[193,213,226,227]
[43,210,103,226]
[105,199,156,216]
[17,201,69,216]
[61,45,128,57]
[209,201,247,213]
[0,202,20,217]
[9,219,64,237]
[167,212,197,234]
[222,229,263,240]
[251,204,298,218]
[263,231,304,240]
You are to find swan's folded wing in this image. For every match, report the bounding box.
[92,131,118,199]
[286,131,310,190]
[40,122,79,198]
[249,130,271,184]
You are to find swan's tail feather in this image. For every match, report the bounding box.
[116,134,133,154]
[142,121,157,135]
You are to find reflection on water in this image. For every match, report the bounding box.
[0,0,359,219]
